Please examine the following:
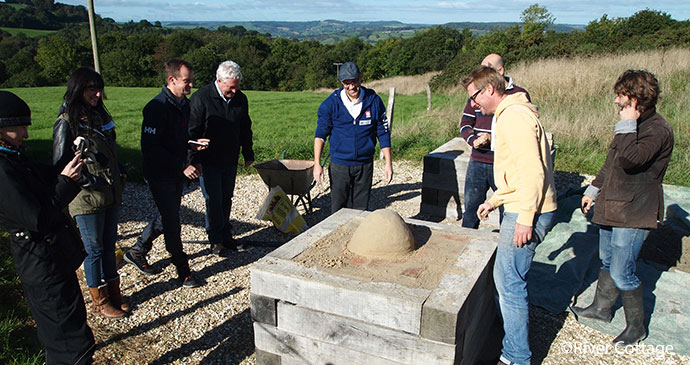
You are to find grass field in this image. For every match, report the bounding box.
[0,27,57,38]
[509,48,690,186]
[3,86,448,182]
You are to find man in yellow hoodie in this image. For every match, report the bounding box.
[462,66,557,365]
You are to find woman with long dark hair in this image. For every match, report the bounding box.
[53,67,130,318]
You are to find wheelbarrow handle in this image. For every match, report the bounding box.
[321,152,330,167]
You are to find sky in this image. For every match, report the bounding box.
[58,1,690,25]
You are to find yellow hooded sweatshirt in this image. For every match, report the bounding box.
[487,93,557,226]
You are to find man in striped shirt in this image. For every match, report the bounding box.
[459,53,530,228]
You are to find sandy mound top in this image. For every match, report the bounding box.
[347,209,415,259]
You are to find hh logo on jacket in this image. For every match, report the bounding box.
[143,127,156,135]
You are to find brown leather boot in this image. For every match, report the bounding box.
[106,277,131,313]
[88,286,127,318]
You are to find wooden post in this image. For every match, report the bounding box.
[426,85,431,111]
[87,0,101,73]
[380,87,395,159]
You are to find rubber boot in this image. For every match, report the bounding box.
[613,286,647,345]
[88,286,127,318]
[572,269,619,322]
[106,277,131,313]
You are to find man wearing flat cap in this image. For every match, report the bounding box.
[313,61,393,213]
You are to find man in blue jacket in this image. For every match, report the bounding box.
[313,61,393,214]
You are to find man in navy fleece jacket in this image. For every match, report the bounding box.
[313,61,393,214]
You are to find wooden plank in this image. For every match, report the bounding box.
[254,323,404,365]
[251,258,430,334]
[255,348,282,365]
[421,187,461,207]
[251,294,277,326]
[421,172,467,193]
[424,153,470,175]
[421,236,498,344]
[276,302,456,364]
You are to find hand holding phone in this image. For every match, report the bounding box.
[188,140,208,146]
[188,139,210,151]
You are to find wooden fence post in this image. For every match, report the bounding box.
[87,0,101,73]
[426,85,431,111]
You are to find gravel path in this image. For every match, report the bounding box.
[81,160,688,364]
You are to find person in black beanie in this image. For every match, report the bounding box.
[0,90,95,364]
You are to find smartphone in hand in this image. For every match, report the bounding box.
[188,140,209,147]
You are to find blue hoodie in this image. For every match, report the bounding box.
[315,86,391,166]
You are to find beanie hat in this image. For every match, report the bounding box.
[0,91,31,128]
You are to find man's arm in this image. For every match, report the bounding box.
[187,92,206,166]
[314,98,334,184]
[459,99,480,147]
[240,93,254,167]
[375,95,393,183]
[141,100,178,174]
[382,147,393,184]
[313,137,325,183]
[615,110,671,170]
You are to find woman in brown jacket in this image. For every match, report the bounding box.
[573,70,674,346]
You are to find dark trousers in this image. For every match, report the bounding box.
[462,159,503,228]
[199,165,238,244]
[22,274,95,365]
[131,177,190,277]
[329,161,373,214]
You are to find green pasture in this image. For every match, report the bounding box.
[0,27,56,38]
[3,86,450,182]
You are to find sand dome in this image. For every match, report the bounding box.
[348,209,415,259]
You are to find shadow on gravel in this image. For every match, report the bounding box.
[144,308,254,365]
[96,287,243,350]
[529,306,568,363]
[126,248,267,307]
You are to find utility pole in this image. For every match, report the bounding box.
[333,62,343,80]
[87,0,101,73]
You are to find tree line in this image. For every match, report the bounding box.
[1,2,689,91]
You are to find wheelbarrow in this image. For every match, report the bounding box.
[254,159,316,214]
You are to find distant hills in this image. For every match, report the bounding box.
[161,20,585,44]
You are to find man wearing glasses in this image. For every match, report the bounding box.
[460,53,530,229]
[462,66,557,365]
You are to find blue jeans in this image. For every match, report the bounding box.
[494,211,555,365]
[75,205,120,288]
[200,165,237,244]
[598,225,650,291]
[462,159,502,228]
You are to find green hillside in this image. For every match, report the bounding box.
[0,26,56,37]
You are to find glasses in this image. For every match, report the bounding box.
[469,87,484,102]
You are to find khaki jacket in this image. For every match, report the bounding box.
[52,113,124,216]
